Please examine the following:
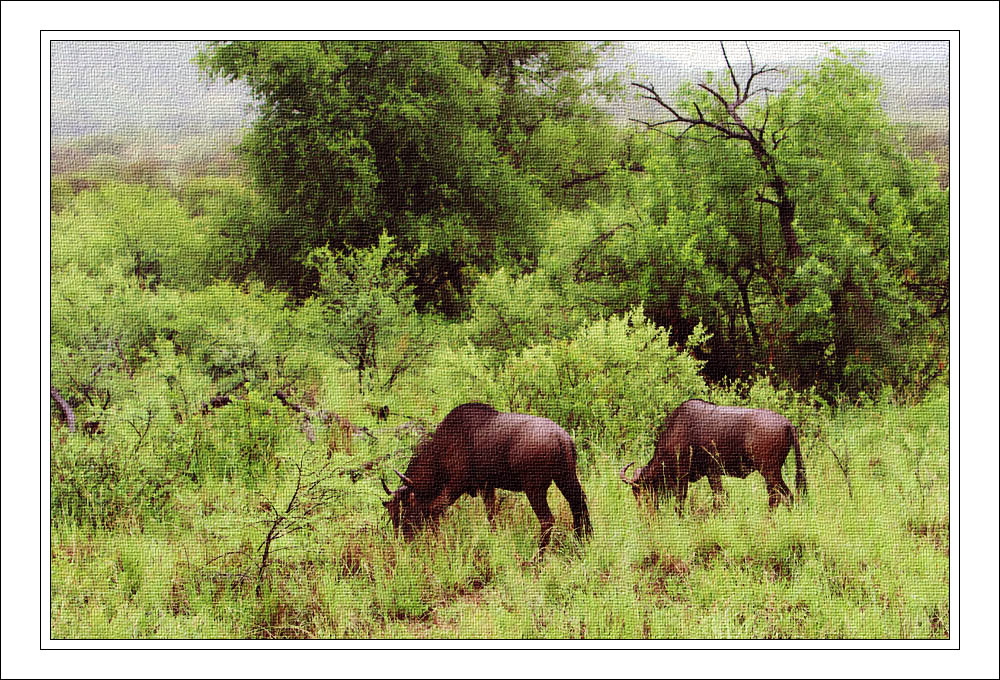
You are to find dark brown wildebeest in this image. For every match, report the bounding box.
[382,402,592,551]
[620,399,806,513]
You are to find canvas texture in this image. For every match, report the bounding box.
[49,39,950,641]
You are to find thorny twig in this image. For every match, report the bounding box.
[820,434,853,499]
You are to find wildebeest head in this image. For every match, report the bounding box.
[381,470,428,540]
[619,460,673,506]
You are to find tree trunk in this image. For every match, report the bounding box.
[772,181,802,259]
[737,278,760,348]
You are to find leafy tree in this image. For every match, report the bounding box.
[473,40,632,202]
[195,40,622,309]
[633,44,803,259]
[578,44,948,397]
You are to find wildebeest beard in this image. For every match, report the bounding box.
[381,469,431,539]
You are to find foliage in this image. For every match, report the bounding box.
[167,282,298,391]
[50,262,167,426]
[463,267,588,355]
[582,49,949,398]
[177,176,283,284]
[195,40,622,308]
[304,233,430,394]
[446,307,710,457]
[51,183,222,290]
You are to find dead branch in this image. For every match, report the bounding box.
[50,386,76,432]
[254,454,342,596]
[632,42,802,259]
[274,389,372,443]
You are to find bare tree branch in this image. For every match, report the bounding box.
[720,42,741,101]
[631,43,803,259]
[698,82,732,112]
[50,386,75,432]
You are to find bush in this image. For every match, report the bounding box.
[50,366,198,529]
[450,307,710,458]
[197,386,300,481]
[167,282,297,391]
[50,264,174,424]
[464,268,587,355]
[52,183,222,290]
[178,176,279,282]
[305,234,431,394]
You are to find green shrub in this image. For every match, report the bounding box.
[305,234,432,394]
[52,183,222,289]
[464,268,587,355]
[50,264,173,422]
[168,281,296,390]
[448,307,709,457]
[178,176,278,282]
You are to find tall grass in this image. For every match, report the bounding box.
[50,385,949,639]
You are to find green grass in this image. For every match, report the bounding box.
[49,386,949,639]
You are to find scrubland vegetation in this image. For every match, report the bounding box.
[49,40,949,639]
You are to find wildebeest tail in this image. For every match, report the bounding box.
[790,425,806,497]
[577,446,593,536]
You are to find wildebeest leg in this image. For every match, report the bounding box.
[708,475,726,509]
[776,476,793,506]
[675,476,689,516]
[764,470,793,508]
[554,473,592,538]
[674,447,692,516]
[482,487,498,526]
[766,481,782,508]
[525,485,555,552]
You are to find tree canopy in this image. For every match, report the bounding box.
[49,41,950,402]
[579,45,949,396]
[196,40,622,310]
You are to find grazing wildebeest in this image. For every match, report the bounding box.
[382,402,592,551]
[620,399,806,513]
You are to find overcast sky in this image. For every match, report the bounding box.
[627,39,949,70]
[49,39,950,139]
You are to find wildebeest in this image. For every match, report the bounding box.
[382,402,592,551]
[620,399,806,512]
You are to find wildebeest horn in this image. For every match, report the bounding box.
[620,462,639,487]
[380,476,393,495]
[394,469,414,487]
